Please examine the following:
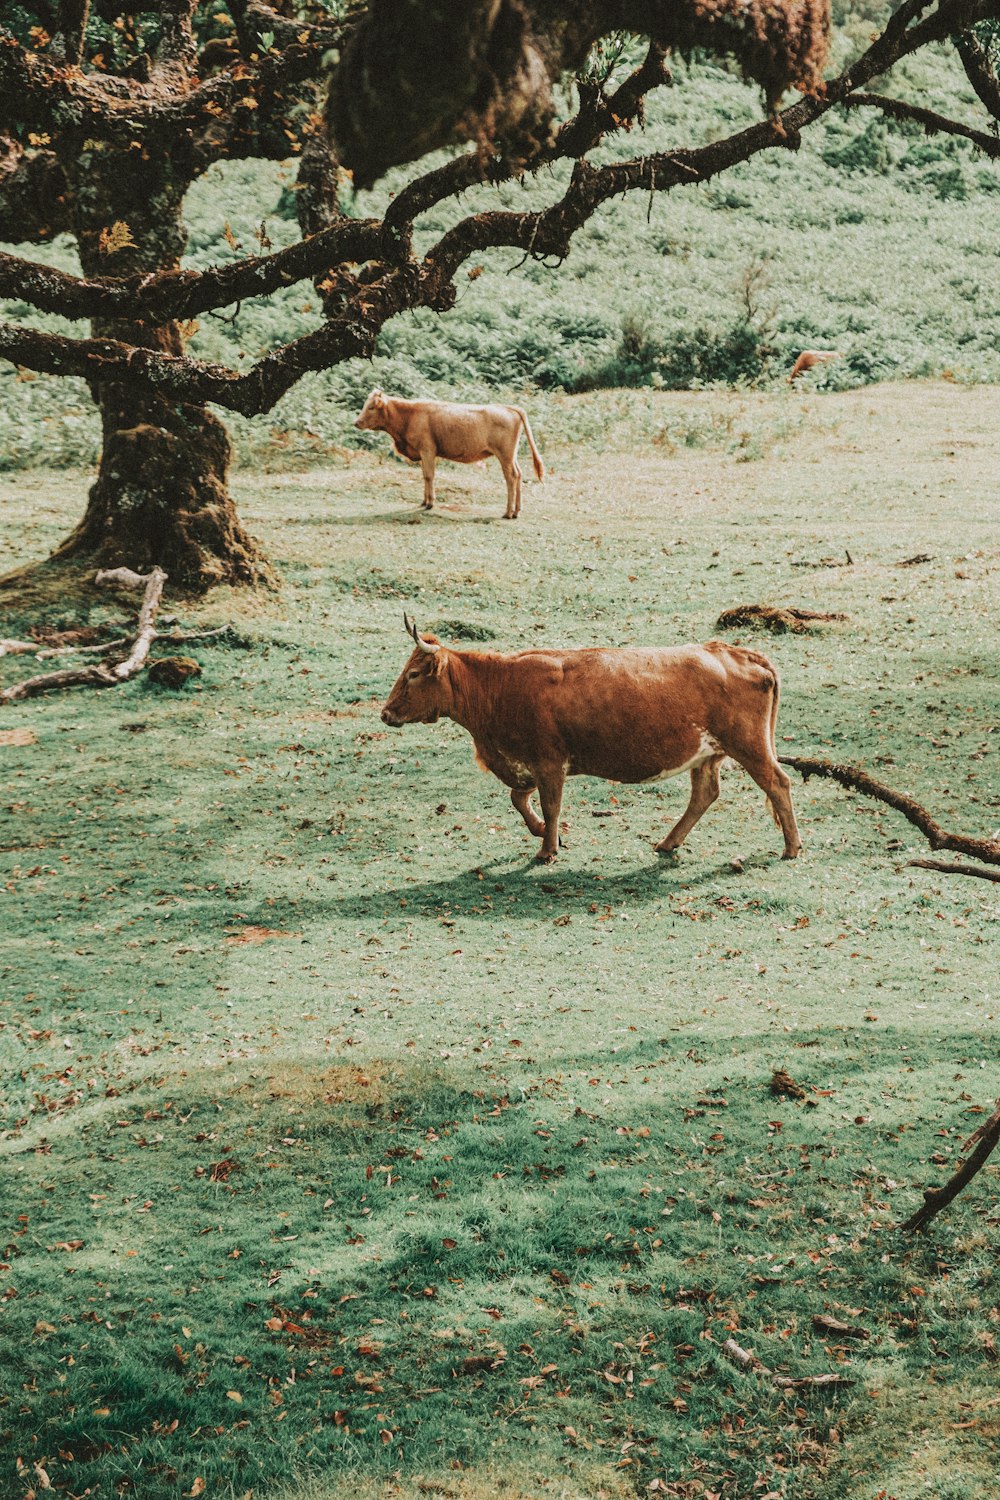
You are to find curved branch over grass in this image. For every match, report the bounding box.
[902,1099,1000,1232]
[779,755,1000,867]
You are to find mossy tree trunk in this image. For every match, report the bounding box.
[51,156,270,592]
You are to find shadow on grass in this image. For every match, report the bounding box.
[326,848,789,922]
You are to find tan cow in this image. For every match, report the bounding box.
[354,389,544,518]
[788,350,843,383]
[381,617,801,864]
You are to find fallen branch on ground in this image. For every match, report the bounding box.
[1,638,38,657]
[718,604,847,633]
[907,858,1000,884]
[1,568,166,702]
[34,624,231,659]
[779,756,1000,867]
[901,1098,1000,1233]
[721,1337,852,1389]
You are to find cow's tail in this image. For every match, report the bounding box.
[514,408,545,480]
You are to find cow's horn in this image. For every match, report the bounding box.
[403,612,439,654]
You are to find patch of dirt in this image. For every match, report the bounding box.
[224,925,301,945]
[257,1062,390,1110]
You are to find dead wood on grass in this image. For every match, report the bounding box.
[717,603,848,633]
[770,1067,807,1099]
[780,756,1000,868]
[1,570,233,702]
[902,1098,1000,1233]
[721,1337,852,1389]
[907,858,1000,884]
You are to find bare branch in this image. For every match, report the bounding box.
[229,0,349,53]
[0,567,167,703]
[908,857,1000,882]
[780,755,1000,866]
[155,0,198,75]
[844,90,1000,155]
[721,1338,852,1389]
[901,1098,1000,1232]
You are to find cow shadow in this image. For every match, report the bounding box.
[332,848,790,924]
[318,505,507,528]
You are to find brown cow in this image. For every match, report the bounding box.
[381,617,801,864]
[354,388,544,518]
[788,350,843,384]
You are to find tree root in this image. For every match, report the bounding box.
[779,755,1000,868]
[718,604,847,634]
[901,1099,1000,1233]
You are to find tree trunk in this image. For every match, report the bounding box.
[55,377,270,592]
[50,150,271,593]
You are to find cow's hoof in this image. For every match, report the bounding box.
[654,841,680,856]
[536,851,558,865]
[782,847,802,860]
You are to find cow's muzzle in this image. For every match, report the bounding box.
[381,707,401,726]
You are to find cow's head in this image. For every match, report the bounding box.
[382,615,449,726]
[354,387,386,431]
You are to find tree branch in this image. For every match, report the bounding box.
[0,566,167,703]
[907,857,1000,882]
[0,217,383,320]
[327,0,832,186]
[52,0,90,65]
[229,0,350,53]
[955,28,1000,121]
[779,755,1000,866]
[844,89,1000,155]
[901,1099,1000,1232]
[155,0,198,75]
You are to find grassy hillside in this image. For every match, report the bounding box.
[1,38,999,474]
[1,384,998,1500]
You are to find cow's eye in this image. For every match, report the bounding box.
[406,669,421,681]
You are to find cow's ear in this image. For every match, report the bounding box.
[425,640,446,676]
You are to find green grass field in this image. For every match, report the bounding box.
[1,381,998,1500]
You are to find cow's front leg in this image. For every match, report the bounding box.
[511,786,545,837]
[534,766,566,862]
[419,451,437,509]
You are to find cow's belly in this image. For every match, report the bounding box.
[566,728,721,785]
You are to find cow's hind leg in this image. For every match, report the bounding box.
[511,786,545,837]
[419,451,437,509]
[655,755,724,854]
[534,766,566,862]
[728,747,801,858]
[498,453,521,519]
